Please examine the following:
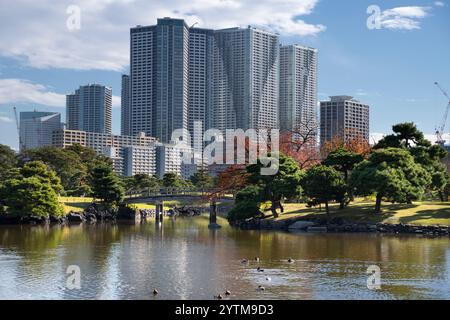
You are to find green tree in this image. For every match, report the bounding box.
[302,165,346,219]
[375,122,428,149]
[190,169,214,194]
[375,123,448,202]
[90,163,124,206]
[247,153,303,218]
[351,148,431,213]
[0,144,17,179]
[0,161,64,217]
[227,185,263,222]
[126,174,160,196]
[163,172,184,194]
[21,146,87,195]
[322,146,364,208]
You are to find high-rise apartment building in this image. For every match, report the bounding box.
[66,84,112,134]
[19,111,62,151]
[130,18,189,143]
[320,96,370,146]
[212,27,280,132]
[121,74,131,136]
[188,27,214,149]
[279,45,318,136]
[130,19,281,146]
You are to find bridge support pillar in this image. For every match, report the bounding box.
[208,199,221,229]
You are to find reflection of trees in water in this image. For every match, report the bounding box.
[1,222,450,299]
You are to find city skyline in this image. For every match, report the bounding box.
[0,0,449,149]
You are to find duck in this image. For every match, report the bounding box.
[241,259,248,264]
[257,267,264,272]
[266,277,271,281]
[215,294,223,300]
[153,289,159,295]
[258,286,266,291]
[254,257,260,262]
[225,290,231,296]
[288,258,295,263]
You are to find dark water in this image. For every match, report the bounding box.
[0,216,449,300]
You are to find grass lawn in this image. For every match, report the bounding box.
[60,196,234,214]
[59,196,94,214]
[271,200,450,226]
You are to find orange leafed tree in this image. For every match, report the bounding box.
[320,131,372,159]
[279,119,321,170]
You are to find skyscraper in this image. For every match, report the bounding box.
[320,96,370,146]
[130,18,189,143]
[66,84,112,134]
[212,27,280,132]
[188,27,214,149]
[121,74,131,136]
[279,45,318,136]
[19,111,61,151]
[130,19,281,146]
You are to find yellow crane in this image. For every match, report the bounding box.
[435,82,450,146]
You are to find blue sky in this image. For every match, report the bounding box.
[0,0,449,149]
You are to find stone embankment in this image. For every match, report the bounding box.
[0,203,203,225]
[232,217,450,236]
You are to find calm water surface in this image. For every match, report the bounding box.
[0,216,449,300]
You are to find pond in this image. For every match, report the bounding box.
[0,216,449,299]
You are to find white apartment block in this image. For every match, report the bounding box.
[280,45,318,137]
[156,144,188,178]
[123,145,157,177]
[52,129,157,175]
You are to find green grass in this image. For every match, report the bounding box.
[270,200,450,226]
[59,196,94,214]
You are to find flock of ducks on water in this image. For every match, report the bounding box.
[152,257,296,299]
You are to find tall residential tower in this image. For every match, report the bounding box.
[66,84,112,134]
[121,74,131,136]
[130,18,189,143]
[211,27,280,132]
[279,45,317,137]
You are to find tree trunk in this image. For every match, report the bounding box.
[271,205,279,219]
[375,194,382,213]
[438,190,445,202]
[278,201,284,213]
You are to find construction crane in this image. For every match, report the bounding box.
[13,106,23,151]
[435,82,450,146]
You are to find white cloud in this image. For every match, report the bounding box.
[379,6,431,30]
[0,79,66,107]
[112,95,121,108]
[435,1,445,7]
[370,132,447,145]
[0,116,13,123]
[0,79,120,108]
[0,0,324,71]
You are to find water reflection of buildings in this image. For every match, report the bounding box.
[1,224,450,299]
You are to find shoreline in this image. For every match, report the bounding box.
[231,218,450,237]
[1,214,450,237]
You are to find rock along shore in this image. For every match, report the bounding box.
[231,217,450,237]
[0,203,202,225]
